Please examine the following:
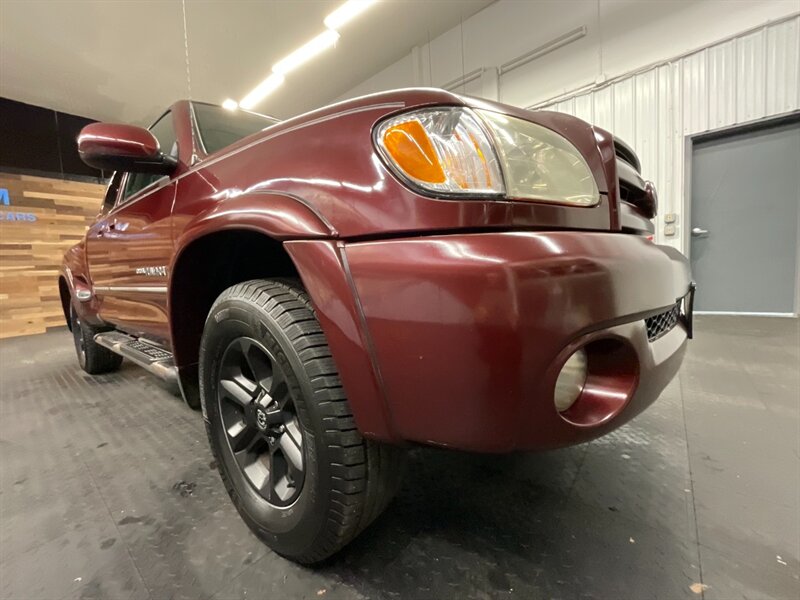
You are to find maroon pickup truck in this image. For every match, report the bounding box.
[60,89,694,563]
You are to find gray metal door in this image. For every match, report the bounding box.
[690,120,800,313]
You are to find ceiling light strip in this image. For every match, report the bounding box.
[239,73,285,109]
[272,29,340,75]
[232,0,379,109]
[324,0,377,30]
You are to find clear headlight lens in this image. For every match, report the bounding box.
[375,106,600,206]
[477,110,600,206]
[374,108,505,196]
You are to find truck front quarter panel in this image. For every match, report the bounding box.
[283,239,400,443]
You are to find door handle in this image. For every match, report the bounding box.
[691,227,709,238]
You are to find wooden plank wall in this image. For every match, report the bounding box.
[0,172,105,339]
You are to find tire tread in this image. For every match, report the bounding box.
[71,303,123,375]
[206,278,405,564]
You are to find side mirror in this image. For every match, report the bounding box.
[77,123,177,175]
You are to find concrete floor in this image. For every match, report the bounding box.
[0,316,797,599]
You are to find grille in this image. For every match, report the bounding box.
[645,303,681,342]
[614,138,641,173]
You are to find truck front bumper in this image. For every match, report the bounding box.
[346,232,692,452]
[287,232,692,453]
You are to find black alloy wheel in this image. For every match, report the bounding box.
[217,337,305,507]
[201,279,407,563]
[68,301,123,374]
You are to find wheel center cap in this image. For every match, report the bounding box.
[255,407,268,431]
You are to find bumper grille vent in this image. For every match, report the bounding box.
[645,303,681,342]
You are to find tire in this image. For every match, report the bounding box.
[200,279,406,564]
[69,302,123,375]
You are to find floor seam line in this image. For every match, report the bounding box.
[679,371,706,598]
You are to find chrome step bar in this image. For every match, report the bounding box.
[94,331,179,388]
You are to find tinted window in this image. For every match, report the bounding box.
[102,172,123,212]
[119,112,177,203]
[121,171,161,202]
[193,103,278,155]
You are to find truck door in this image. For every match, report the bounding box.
[85,112,178,346]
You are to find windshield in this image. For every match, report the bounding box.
[193,103,279,155]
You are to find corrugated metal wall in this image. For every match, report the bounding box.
[533,15,800,250]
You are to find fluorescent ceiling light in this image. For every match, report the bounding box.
[272,29,340,75]
[324,0,378,30]
[233,3,367,112]
[239,73,285,109]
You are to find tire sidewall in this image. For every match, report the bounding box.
[201,296,330,557]
[70,303,88,370]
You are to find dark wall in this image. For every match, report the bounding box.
[0,97,104,180]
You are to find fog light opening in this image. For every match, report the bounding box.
[554,348,588,413]
[556,338,639,427]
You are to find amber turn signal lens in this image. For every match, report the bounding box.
[382,121,446,184]
[375,108,504,196]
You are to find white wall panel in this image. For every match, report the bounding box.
[554,97,575,117]
[736,30,767,123]
[339,1,800,106]
[682,51,708,134]
[633,70,658,193]
[612,78,636,143]
[707,41,737,129]
[535,16,800,249]
[449,76,483,98]
[573,94,594,123]
[592,86,615,132]
[766,18,800,115]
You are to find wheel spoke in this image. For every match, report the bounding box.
[240,339,273,387]
[243,454,271,498]
[227,420,257,452]
[217,335,305,507]
[268,366,286,398]
[278,423,304,473]
[273,473,293,501]
[220,377,256,407]
[256,452,276,502]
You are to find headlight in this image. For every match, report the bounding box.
[375,107,600,207]
[477,110,599,206]
[374,108,505,196]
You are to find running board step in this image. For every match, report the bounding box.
[94,331,178,387]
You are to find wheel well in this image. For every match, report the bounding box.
[169,230,300,407]
[58,276,72,330]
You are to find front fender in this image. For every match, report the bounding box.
[172,191,335,256]
[284,239,400,444]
